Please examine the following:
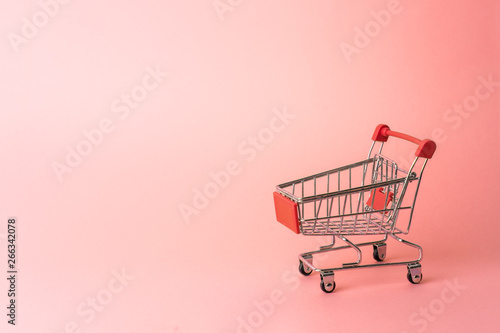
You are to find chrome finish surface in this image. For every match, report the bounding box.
[278,139,432,292]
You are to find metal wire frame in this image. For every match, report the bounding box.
[276,141,430,289]
[276,142,428,236]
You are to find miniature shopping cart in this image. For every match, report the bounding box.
[273,124,436,293]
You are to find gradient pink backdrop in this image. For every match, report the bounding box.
[1,0,499,332]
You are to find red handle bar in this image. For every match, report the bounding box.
[372,124,436,159]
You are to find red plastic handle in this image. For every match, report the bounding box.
[372,124,436,159]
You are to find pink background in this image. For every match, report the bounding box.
[1,0,499,332]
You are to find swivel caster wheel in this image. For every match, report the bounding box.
[407,263,422,284]
[320,272,336,293]
[373,243,387,262]
[298,260,313,276]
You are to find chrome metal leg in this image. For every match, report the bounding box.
[320,235,336,250]
[340,236,362,267]
[389,233,423,261]
[320,270,336,293]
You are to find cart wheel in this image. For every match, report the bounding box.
[407,263,422,284]
[373,243,387,262]
[298,261,312,276]
[407,272,422,284]
[320,279,336,293]
[320,274,336,293]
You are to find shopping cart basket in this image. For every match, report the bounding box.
[273,124,436,293]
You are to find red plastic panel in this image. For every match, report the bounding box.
[366,188,394,213]
[273,192,300,234]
